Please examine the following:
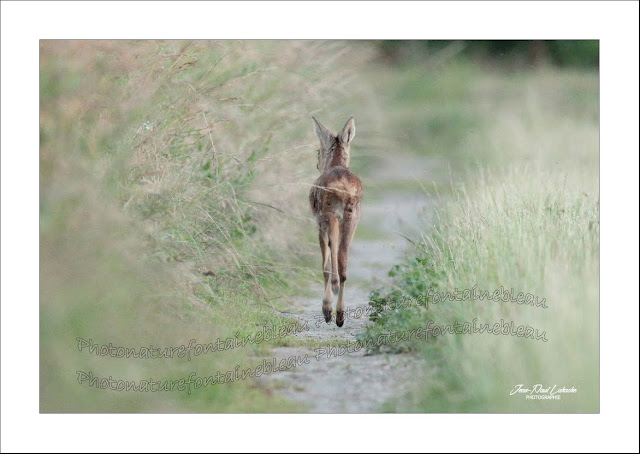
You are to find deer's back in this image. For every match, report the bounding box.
[309,166,363,221]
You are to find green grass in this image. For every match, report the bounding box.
[40,40,372,412]
[40,40,600,414]
[360,65,599,413]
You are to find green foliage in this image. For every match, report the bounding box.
[40,39,599,414]
[547,40,599,68]
[39,40,366,412]
[378,40,599,68]
[362,65,599,412]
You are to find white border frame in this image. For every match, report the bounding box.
[2,1,638,452]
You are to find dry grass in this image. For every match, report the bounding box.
[40,40,376,412]
[359,64,599,412]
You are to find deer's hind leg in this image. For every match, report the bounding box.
[336,206,360,327]
[319,226,333,323]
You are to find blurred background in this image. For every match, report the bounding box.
[378,40,598,68]
[40,40,599,412]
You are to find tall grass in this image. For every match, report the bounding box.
[360,64,599,412]
[40,40,374,412]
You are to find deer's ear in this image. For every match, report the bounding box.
[339,117,356,145]
[312,116,333,149]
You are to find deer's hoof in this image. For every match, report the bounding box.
[323,306,332,323]
[336,311,345,327]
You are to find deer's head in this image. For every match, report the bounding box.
[312,116,356,172]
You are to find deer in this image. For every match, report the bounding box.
[309,116,363,327]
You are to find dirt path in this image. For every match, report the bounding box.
[259,155,440,413]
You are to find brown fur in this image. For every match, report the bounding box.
[309,117,362,327]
